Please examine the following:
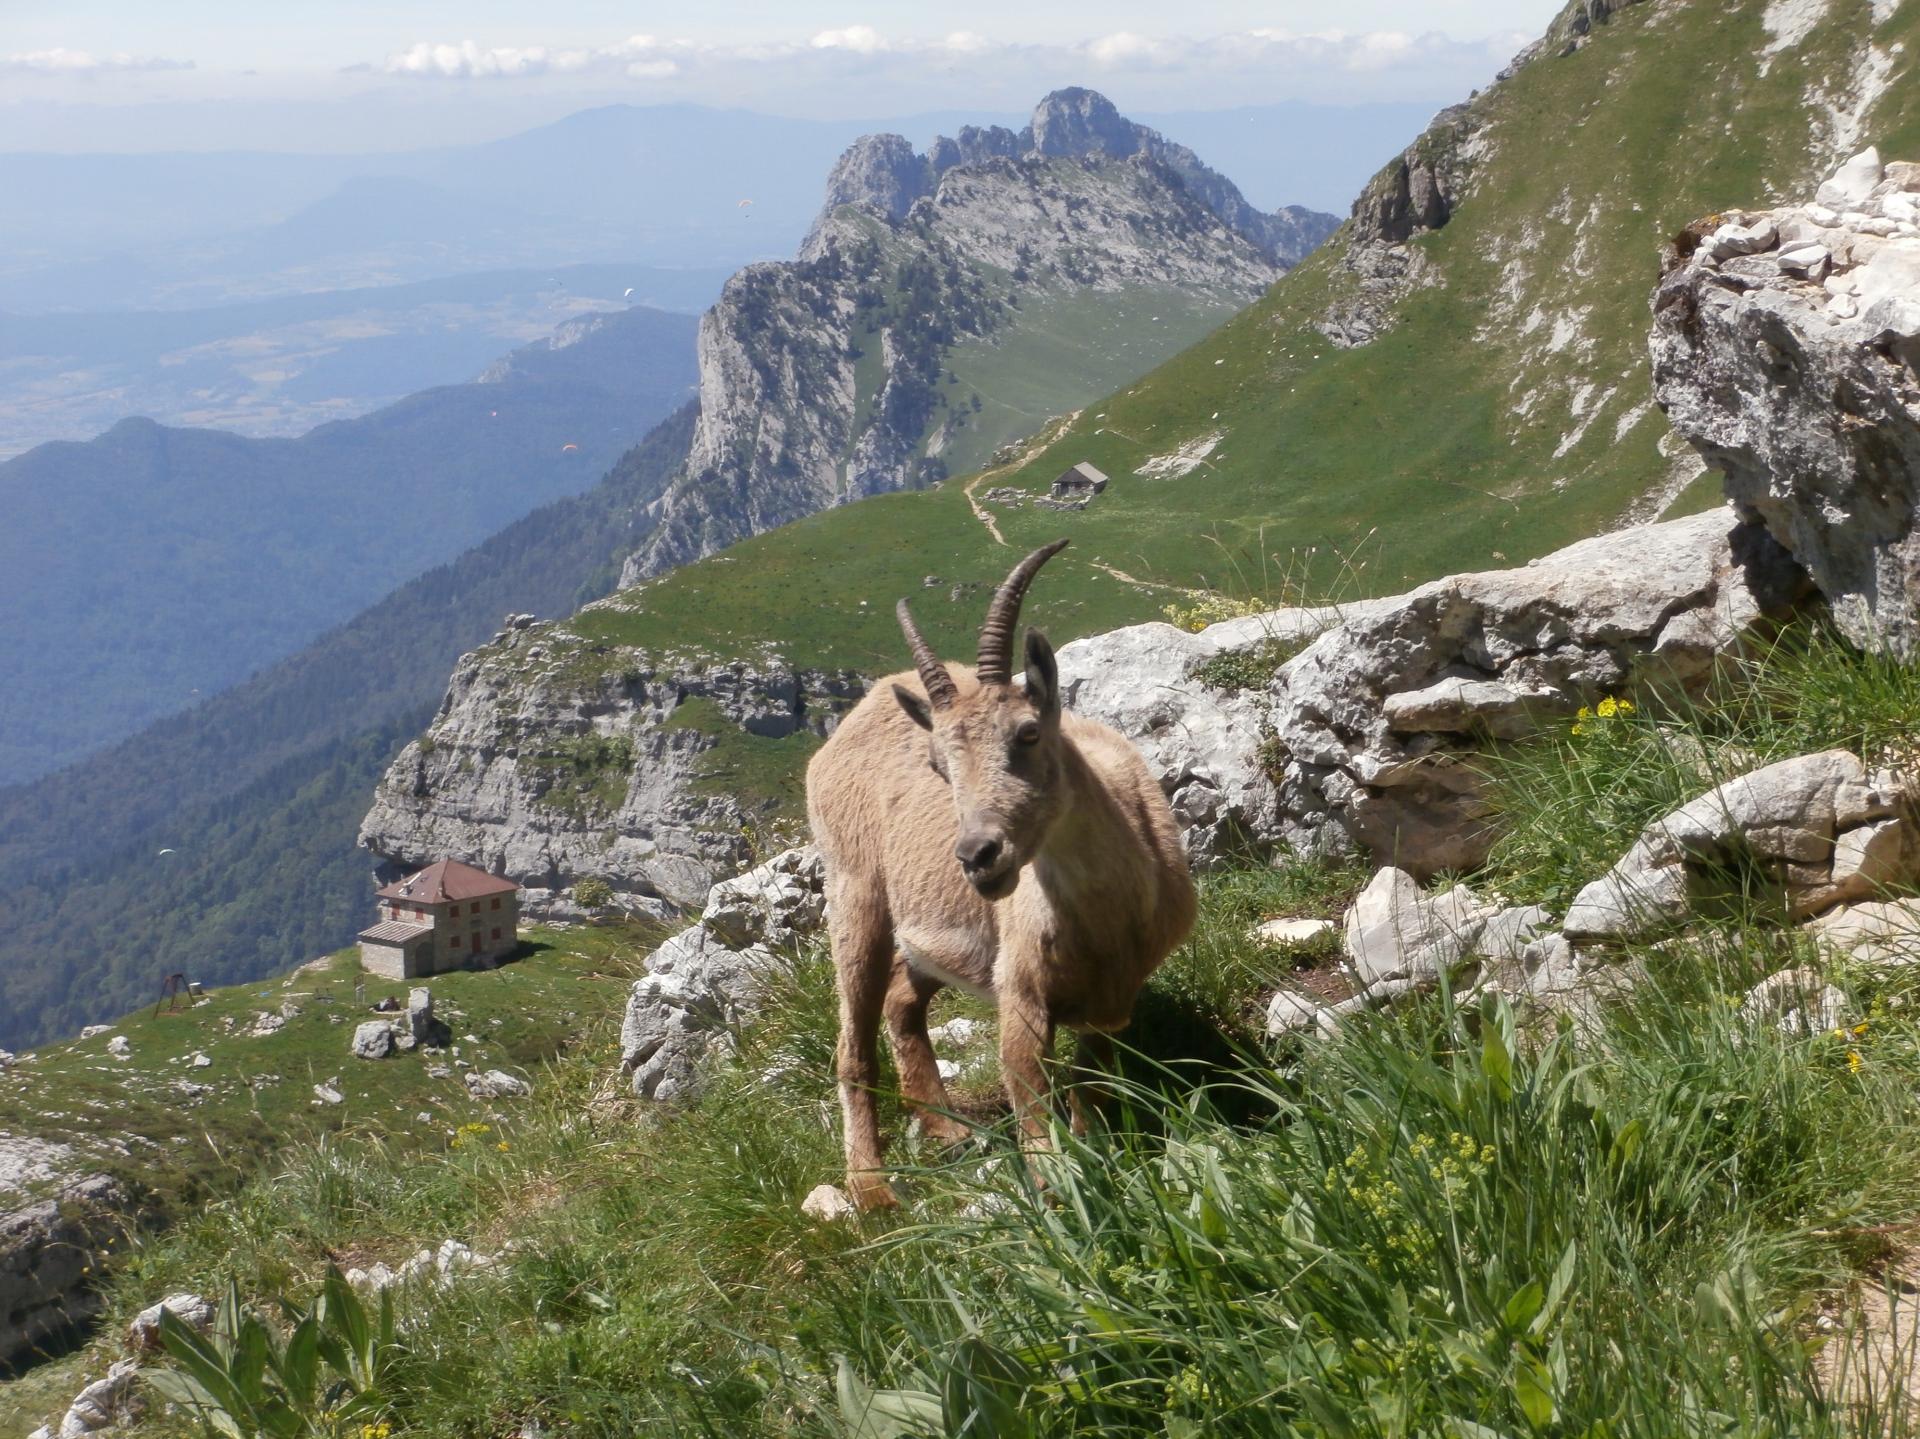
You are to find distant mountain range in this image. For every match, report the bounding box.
[0,304,698,785]
[0,263,729,457]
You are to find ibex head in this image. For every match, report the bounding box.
[892,540,1071,900]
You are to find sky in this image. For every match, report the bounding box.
[2,0,1567,151]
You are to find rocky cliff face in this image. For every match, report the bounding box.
[358,614,864,915]
[620,90,1296,587]
[1652,149,1920,655]
[1,1145,126,1369]
[805,89,1338,267]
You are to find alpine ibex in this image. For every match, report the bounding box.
[806,540,1197,1210]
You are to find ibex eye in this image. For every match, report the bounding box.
[1015,721,1041,746]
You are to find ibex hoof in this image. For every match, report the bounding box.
[847,1173,901,1213]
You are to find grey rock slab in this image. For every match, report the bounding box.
[350,1021,396,1061]
[464,1069,531,1100]
[1810,897,1920,966]
[1653,165,1920,655]
[127,1292,214,1353]
[1252,916,1336,946]
[1738,967,1849,1039]
[1564,751,1890,943]
[1343,867,1494,988]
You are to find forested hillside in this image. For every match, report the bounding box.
[0,408,694,1052]
[0,305,696,785]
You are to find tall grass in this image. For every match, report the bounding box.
[85,621,1920,1435]
[1483,622,1920,910]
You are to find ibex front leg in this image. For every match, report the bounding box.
[831,900,899,1212]
[997,983,1057,1156]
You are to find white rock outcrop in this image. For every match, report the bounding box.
[1563,750,1917,943]
[1061,508,1804,877]
[620,847,825,1103]
[360,629,863,917]
[126,1292,215,1353]
[1653,151,1920,655]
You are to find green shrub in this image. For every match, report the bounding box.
[146,1269,398,1439]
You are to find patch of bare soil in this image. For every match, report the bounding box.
[1819,1249,1920,1427]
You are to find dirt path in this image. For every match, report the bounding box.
[961,411,1082,548]
[1088,559,1216,601]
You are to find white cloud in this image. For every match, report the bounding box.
[384,40,555,78]
[809,25,889,54]
[371,25,1522,105]
[3,47,193,73]
[1086,32,1176,67]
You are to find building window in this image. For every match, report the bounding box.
[491,927,501,940]
[491,898,501,911]
[450,933,463,948]
[449,904,460,916]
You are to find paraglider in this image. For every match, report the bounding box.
[738,199,753,219]
[623,287,635,300]
[561,443,579,453]
[157,848,175,857]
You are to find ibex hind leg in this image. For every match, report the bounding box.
[884,960,971,1150]
[830,897,900,1212]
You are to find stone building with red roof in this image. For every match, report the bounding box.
[358,858,520,979]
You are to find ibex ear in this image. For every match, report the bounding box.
[1024,629,1059,718]
[892,683,935,731]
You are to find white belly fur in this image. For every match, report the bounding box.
[897,927,996,1001]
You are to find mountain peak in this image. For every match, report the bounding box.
[806,90,1336,266]
[1029,87,1137,159]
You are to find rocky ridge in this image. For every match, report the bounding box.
[618,89,1309,588]
[804,88,1339,267]
[359,615,863,916]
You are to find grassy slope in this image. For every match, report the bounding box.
[544,0,1920,687]
[23,625,1920,1433]
[0,920,662,1431]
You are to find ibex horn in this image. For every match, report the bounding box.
[976,539,1069,685]
[895,599,959,710]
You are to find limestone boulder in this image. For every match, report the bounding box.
[700,847,825,950]
[1054,607,1338,866]
[350,1021,396,1061]
[463,1069,531,1100]
[620,847,824,1103]
[1264,511,1804,876]
[56,1360,142,1438]
[1564,751,1918,944]
[126,1292,215,1353]
[1738,968,1849,1039]
[1810,896,1920,967]
[1060,509,1803,878]
[1652,153,1920,655]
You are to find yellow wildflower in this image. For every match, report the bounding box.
[496,1141,510,1152]
[1852,1021,1869,1037]
[1848,1049,1864,1073]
